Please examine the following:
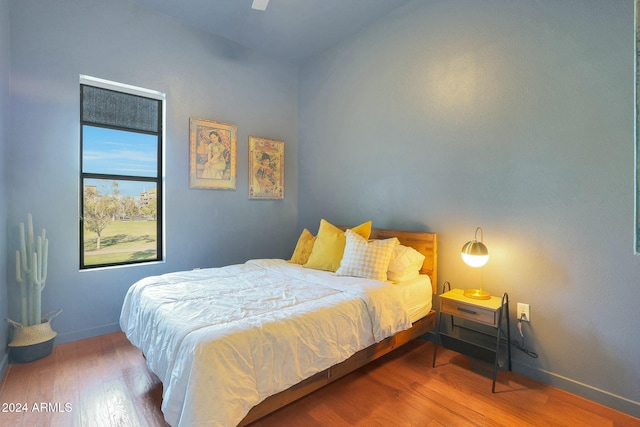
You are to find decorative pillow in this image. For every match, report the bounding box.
[304,219,372,272]
[387,244,426,282]
[289,228,316,264]
[336,229,399,281]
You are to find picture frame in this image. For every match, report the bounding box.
[189,117,237,190]
[248,136,284,200]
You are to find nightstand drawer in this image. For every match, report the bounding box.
[440,298,498,327]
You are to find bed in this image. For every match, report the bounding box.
[120,222,437,426]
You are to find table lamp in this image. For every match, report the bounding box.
[461,227,490,300]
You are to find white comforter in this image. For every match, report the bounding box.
[120,259,411,427]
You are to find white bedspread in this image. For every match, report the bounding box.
[120,259,412,427]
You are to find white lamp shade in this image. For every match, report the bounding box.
[461,240,489,267]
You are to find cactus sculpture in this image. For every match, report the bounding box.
[15,213,48,326]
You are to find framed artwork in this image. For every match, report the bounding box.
[189,117,237,190]
[248,136,284,200]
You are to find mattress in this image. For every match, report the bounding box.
[120,259,419,426]
[394,274,433,323]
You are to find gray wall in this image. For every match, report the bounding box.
[4,0,298,348]
[0,0,9,373]
[298,0,639,417]
[3,0,639,419]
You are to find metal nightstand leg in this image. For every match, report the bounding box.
[432,282,451,368]
[432,310,443,367]
[492,293,511,393]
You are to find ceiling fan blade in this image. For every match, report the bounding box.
[251,0,269,11]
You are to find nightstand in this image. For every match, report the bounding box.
[432,285,511,392]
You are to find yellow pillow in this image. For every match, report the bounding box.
[304,219,372,272]
[289,228,316,264]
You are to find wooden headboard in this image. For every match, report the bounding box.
[371,228,438,294]
[341,226,438,294]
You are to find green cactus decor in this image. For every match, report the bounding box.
[15,213,49,326]
[5,213,61,362]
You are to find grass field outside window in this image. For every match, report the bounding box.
[83,220,157,265]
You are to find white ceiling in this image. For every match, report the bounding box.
[131,0,413,63]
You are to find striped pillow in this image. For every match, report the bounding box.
[336,229,398,281]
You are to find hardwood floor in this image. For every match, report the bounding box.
[0,332,637,426]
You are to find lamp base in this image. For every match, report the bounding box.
[464,289,491,300]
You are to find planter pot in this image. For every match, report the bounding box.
[9,336,55,363]
[6,310,62,363]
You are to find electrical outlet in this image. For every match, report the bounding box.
[517,303,530,322]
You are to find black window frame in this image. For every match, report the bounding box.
[79,77,164,269]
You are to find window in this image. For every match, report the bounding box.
[80,76,164,269]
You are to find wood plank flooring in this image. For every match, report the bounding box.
[0,331,637,426]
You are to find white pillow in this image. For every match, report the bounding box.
[387,244,426,282]
[336,229,398,281]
